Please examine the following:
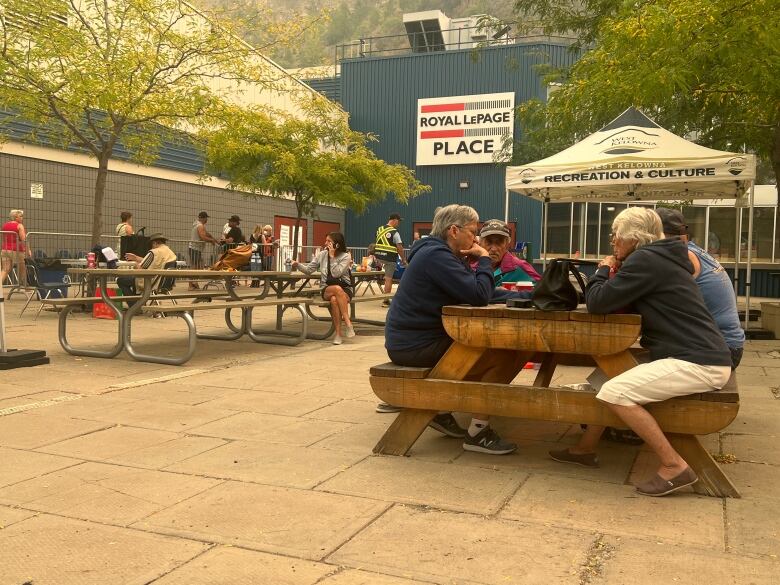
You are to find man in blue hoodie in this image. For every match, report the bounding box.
[380,204,525,455]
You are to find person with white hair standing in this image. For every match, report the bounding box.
[549,207,732,496]
[1,209,30,288]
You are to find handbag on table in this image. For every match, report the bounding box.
[532,258,598,311]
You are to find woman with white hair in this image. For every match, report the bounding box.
[550,207,732,496]
[1,209,30,287]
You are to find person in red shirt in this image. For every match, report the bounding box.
[1,209,30,288]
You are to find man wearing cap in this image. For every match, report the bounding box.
[223,215,244,245]
[479,219,541,286]
[188,212,217,290]
[656,207,744,368]
[118,233,178,304]
[374,213,406,306]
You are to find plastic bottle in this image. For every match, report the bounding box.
[284,257,292,272]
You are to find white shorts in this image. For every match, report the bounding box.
[596,358,732,407]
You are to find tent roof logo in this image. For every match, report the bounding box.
[595,128,659,155]
[727,157,747,176]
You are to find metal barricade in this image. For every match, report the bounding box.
[277,244,323,268]
[26,231,120,260]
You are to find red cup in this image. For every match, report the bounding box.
[502,282,516,290]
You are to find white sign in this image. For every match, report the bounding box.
[416,92,515,166]
[30,183,44,199]
[279,224,290,246]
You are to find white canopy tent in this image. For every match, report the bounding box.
[505,107,758,326]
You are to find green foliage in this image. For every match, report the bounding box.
[203,97,429,254]
[510,0,780,194]
[0,0,266,242]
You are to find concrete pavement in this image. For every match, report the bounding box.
[0,295,778,584]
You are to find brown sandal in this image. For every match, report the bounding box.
[635,466,698,497]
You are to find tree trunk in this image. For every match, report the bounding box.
[91,155,110,246]
[293,207,302,263]
[771,123,780,206]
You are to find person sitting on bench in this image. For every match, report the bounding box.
[118,233,178,306]
[380,204,528,455]
[550,207,732,496]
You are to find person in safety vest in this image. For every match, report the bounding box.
[374,212,406,306]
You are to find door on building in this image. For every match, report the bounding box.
[313,220,341,249]
[274,216,308,262]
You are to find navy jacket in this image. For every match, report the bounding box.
[385,236,521,352]
[586,238,731,367]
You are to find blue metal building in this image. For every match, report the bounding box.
[333,41,580,254]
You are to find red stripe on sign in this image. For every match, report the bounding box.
[421,103,465,113]
[420,130,465,139]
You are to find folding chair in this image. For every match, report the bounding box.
[147,260,179,317]
[19,259,73,319]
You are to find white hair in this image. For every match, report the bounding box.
[430,204,479,239]
[9,209,23,220]
[611,207,663,249]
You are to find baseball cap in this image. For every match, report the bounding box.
[388,213,402,221]
[198,211,209,219]
[480,219,511,239]
[656,208,688,236]
[229,215,241,223]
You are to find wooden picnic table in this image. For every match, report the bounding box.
[370,304,741,498]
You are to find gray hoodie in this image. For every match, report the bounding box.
[297,249,352,288]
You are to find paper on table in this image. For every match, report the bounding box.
[102,247,118,262]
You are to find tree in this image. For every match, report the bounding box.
[0,0,281,244]
[203,97,430,260]
[509,0,780,198]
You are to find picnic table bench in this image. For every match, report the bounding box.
[369,305,741,498]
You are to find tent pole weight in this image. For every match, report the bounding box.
[0,277,50,370]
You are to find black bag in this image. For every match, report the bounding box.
[119,227,150,259]
[325,254,343,286]
[532,258,594,311]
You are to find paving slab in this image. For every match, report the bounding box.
[194,369,328,393]
[728,397,780,436]
[320,569,431,585]
[305,398,387,424]
[0,461,221,526]
[0,410,113,449]
[112,381,229,405]
[722,461,780,501]
[0,514,209,585]
[167,440,366,488]
[599,536,779,584]
[0,447,80,489]
[0,390,79,412]
[0,504,36,528]
[135,481,390,560]
[726,497,780,558]
[154,546,334,585]
[311,422,391,454]
[722,433,780,465]
[318,456,526,514]
[329,505,591,585]
[105,435,228,469]
[204,389,339,416]
[37,425,182,461]
[189,412,351,446]
[500,474,725,548]
[72,399,238,432]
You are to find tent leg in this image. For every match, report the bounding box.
[744,185,755,331]
[542,198,549,269]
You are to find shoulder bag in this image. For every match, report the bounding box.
[532,258,597,311]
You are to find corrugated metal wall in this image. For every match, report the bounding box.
[341,43,577,252]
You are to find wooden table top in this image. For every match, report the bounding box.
[442,304,641,355]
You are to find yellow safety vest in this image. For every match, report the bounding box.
[375,224,399,261]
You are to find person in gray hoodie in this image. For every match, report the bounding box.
[293,232,354,345]
[550,207,732,496]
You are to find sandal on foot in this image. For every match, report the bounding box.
[549,448,599,468]
[635,467,698,497]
